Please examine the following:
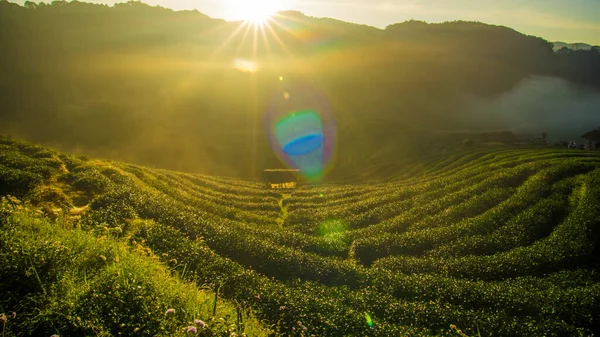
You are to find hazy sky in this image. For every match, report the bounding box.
[11,0,600,45]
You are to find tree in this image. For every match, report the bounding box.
[24,1,37,9]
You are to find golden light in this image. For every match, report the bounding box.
[225,0,281,25]
[233,58,259,72]
[214,0,299,73]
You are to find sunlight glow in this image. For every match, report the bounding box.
[233,58,259,72]
[225,0,281,25]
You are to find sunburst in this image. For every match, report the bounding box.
[213,0,305,73]
[226,0,280,26]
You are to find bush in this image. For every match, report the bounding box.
[0,207,271,337]
[0,164,44,197]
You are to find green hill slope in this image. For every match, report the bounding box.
[1,136,600,336]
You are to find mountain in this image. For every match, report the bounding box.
[1,0,599,180]
[553,41,598,51]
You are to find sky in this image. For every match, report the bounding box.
[11,0,600,45]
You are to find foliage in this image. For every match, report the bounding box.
[1,138,600,336]
[0,198,271,337]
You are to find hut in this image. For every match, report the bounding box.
[262,169,300,189]
[581,127,600,150]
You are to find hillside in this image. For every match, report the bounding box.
[2,136,600,336]
[0,139,272,336]
[553,41,599,51]
[1,1,600,180]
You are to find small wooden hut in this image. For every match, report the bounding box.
[581,127,600,150]
[263,169,300,189]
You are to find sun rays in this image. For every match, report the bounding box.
[210,10,310,72]
[219,0,287,65]
[225,0,280,26]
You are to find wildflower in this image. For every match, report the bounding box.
[165,308,176,316]
[186,326,197,334]
[0,313,6,324]
[194,319,206,328]
[279,306,286,311]
[50,335,60,337]
[10,312,16,319]
[99,255,107,261]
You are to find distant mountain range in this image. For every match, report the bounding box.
[552,42,599,51]
[0,1,599,179]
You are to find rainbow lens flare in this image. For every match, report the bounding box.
[266,78,336,181]
[276,16,347,54]
[365,313,373,329]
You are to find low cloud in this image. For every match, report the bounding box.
[465,76,600,141]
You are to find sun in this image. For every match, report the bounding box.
[245,6,276,25]
[215,0,298,68]
[225,0,281,25]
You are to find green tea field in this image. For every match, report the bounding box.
[1,136,600,336]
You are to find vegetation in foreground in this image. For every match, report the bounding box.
[1,136,600,336]
[0,197,271,337]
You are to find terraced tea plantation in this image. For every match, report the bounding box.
[1,136,600,336]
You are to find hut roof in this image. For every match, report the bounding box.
[262,169,299,184]
[263,169,300,172]
[581,128,600,141]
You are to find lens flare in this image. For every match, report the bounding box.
[317,219,347,246]
[266,78,336,181]
[273,15,348,54]
[365,313,373,328]
[233,58,259,73]
[318,219,346,236]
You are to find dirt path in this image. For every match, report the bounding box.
[276,194,292,229]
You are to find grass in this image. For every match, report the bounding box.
[0,198,271,337]
[1,135,600,336]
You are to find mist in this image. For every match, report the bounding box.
[465,76,600,142]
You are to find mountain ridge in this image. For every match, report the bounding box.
[5,0,599,46]
[1,0,599,180]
